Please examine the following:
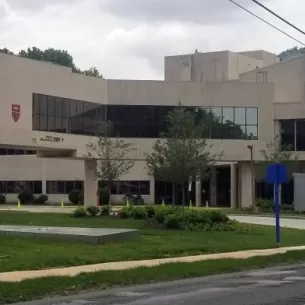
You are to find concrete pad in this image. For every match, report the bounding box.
[0,225,138,244]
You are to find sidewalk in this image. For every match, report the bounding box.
[1,245,305,282]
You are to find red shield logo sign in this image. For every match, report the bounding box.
[12,104,20,123]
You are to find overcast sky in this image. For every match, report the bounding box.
[0,0,304,79]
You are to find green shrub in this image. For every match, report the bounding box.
[145,205,156,218]
[256,198,273,212]
[132,207,148,219]
[164,213,182,229]
[18,189,34,204]
[99,187,110,206]
[87,206,100,216]
[68,189,82,205]
[100,205,110,216]
[0,194,6,204]
[72,206,87,217]
[34,194,48,204]
[256,198,294,213]
[118,206,134,219]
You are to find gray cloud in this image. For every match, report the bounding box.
[6,0,84,11]
[101,0,264,25]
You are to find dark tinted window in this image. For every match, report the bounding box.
[32,94,258,140]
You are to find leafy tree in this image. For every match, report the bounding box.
[260,135,298,165]
[146,105,222,206]
[0,48,14,55]
[82,67,102,78]
[86,123,135,209]
[278,46,305,61]
[1,46,102,77]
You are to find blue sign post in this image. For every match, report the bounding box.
[266,163,288,246]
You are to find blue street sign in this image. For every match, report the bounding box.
[266,163,289,184]
[265,163,289,246]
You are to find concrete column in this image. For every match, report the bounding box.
[149,176,155,204]
[210,167,217,206]
[84,160,98,207]
[195,176,202,207]
[274,120,281,138]
[41,159,47,195]
[239,162,253,208]
[230,163,237,209]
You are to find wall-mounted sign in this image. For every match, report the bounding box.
[12,104,21,123]
[40,135,64,143]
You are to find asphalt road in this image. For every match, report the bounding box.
[17,264,305,305]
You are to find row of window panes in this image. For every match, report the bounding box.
[32,93,258,140]
[100,181,150,195]
[0,149,36,155]
[0,181,42,194]
[46,181,84,194]
[280,119,305,151]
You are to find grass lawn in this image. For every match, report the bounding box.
[2,250,305,304]
[0,211,305,273]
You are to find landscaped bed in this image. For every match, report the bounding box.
[0,208,305,273]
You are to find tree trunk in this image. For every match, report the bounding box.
[181,183,186,224]
[182,184,186,207]
[172,182,176,205]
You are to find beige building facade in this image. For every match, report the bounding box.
[0,49,302,207]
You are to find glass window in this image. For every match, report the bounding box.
[0,149,7,155]
[280,120,295,150]
[39,115,48,131]
[234,107,246,125]
[110,182,118,195]
[0,181,6,193]
[47,96,55,116]
[55,97,63,117]
[62,98,70,118]
[118,181,129,195]
[222,107,234,124]
[6,181,16,194]
[47,116,55,131]
[75,181,83,191]
[211,107,222,123]
[66,181,75,194]
[33,115,40,130]
[296,120,305,151]
[34,181,42,194]
[57,181,65,194]
[39,95,47,115]
[139,181,150,195]
[69,99,77,118]
[76,100,84,115]
[47,181,57,194]
[246,125,258,139]
[246,108,258,125]
[33,94,39,114]
[15,149,25,155]
[129,181,139,194]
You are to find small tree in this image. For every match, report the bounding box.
[146,105,222,206]
[86,125,135,209]
[260,135,298,165]
[260,135,298,205]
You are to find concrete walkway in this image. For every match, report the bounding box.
[1,246,305,282]
[230,215,305,230]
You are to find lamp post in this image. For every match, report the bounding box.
[247,145,255,207]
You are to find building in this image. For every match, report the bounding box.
[0,49,302,207]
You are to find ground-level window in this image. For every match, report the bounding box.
[99,181,150,195]
[46,181,84,194]
[0,181,42,194]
